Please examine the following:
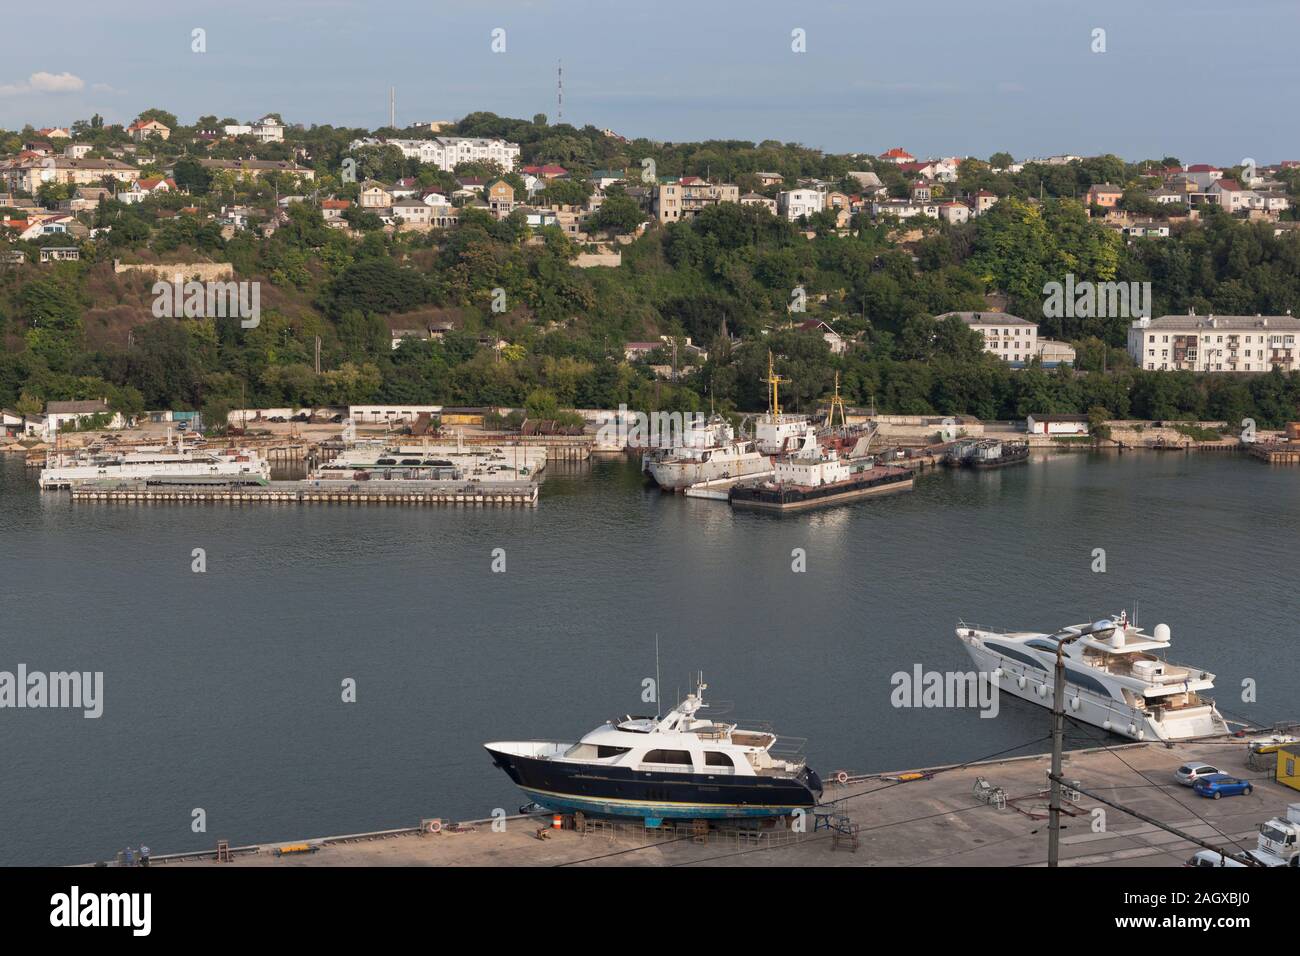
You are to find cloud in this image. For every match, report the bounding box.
[0,71,86,97]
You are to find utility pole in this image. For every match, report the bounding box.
[1048,643,1068,867]
[1046,617,1119,867]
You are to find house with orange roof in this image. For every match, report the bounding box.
[879,147,915,164]
[136,177,177,195]
[127,118,171,142]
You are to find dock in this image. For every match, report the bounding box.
[129,738,1295,868]
[1247,442,1300,464]
[69,478,539,507]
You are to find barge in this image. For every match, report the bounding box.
[728,429,913,512]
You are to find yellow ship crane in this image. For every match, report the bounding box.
[763,351,788,423]
[825,370,848,431]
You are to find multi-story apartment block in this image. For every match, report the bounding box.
[651,178,740,223]
[348,136,520,172]
[778,188,824,222]
[938,312,1039,364]
[2,157,138,193]
[196,158,315,181]
[1128,314,1300,372]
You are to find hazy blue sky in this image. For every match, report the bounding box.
[2,0,1297,163]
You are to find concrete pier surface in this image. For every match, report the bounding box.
[150,739,1294,868]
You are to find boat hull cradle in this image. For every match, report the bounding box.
[486,747,821,820]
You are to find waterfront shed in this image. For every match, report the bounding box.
[1026,413,1089,436]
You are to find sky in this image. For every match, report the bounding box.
[2,0,1298,164]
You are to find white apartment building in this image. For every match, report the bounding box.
[1128,314,1300,372]
[348,136,520,172]
[777,188,824,222]
[937,311,1039,364]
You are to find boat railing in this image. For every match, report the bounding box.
[770,734,808,759]
[957,621,1019,636]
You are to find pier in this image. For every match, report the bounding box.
[69,478,539,507]
[1247,442,1300,464]
[130,738,1294,868]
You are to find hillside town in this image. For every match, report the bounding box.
[4,107,1300,446]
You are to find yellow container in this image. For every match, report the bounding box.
[1277,746,1300,792]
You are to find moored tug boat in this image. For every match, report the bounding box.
[485,678,822,823]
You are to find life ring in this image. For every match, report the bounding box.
[835,770,849,785]
[426,819,442,833]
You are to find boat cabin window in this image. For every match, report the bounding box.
[1026,639,1061,653]
[704,752,736,769]
[597,746,631,759]
[642,749,693,766]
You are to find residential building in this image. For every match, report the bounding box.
[1085,183,1123,209]
[392,197,431,226]
[347,136,520,172]
[879,148,915,164]
[39,246,80,263]
[251,115,285,143]
[1121,221,1171,239]
[486,179,517,219]
[63,143,93,159]
[358,180,393,208]
[321,198,352,222]
[797,319,846,354]
[196,158,315,181]
[652,178,740,223]
[871,198,940,220]
[971,190,999,215]
[754,171,784,187]
[740,192,777,214]
[2,157,138,193]
[1127,313,1300,372]
[938,311,1039,364]
[778,188,824,222]
[937,201,970,225]
[127,118,171,142]
[521,164,567,179]
[1208,179,1252,213]
[846,170,883,191]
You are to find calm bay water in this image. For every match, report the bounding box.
[1,450,1298,865]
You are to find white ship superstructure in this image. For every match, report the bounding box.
[754,412,814,455]
[957,611,1229,741]
[753,351,814,453]
[645,437,771,490]
[313,438,545,482]
[39,439,270,490]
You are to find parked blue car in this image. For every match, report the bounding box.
[1192,774,1254,799]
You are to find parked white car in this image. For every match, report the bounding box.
[1174,763,1220,786]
